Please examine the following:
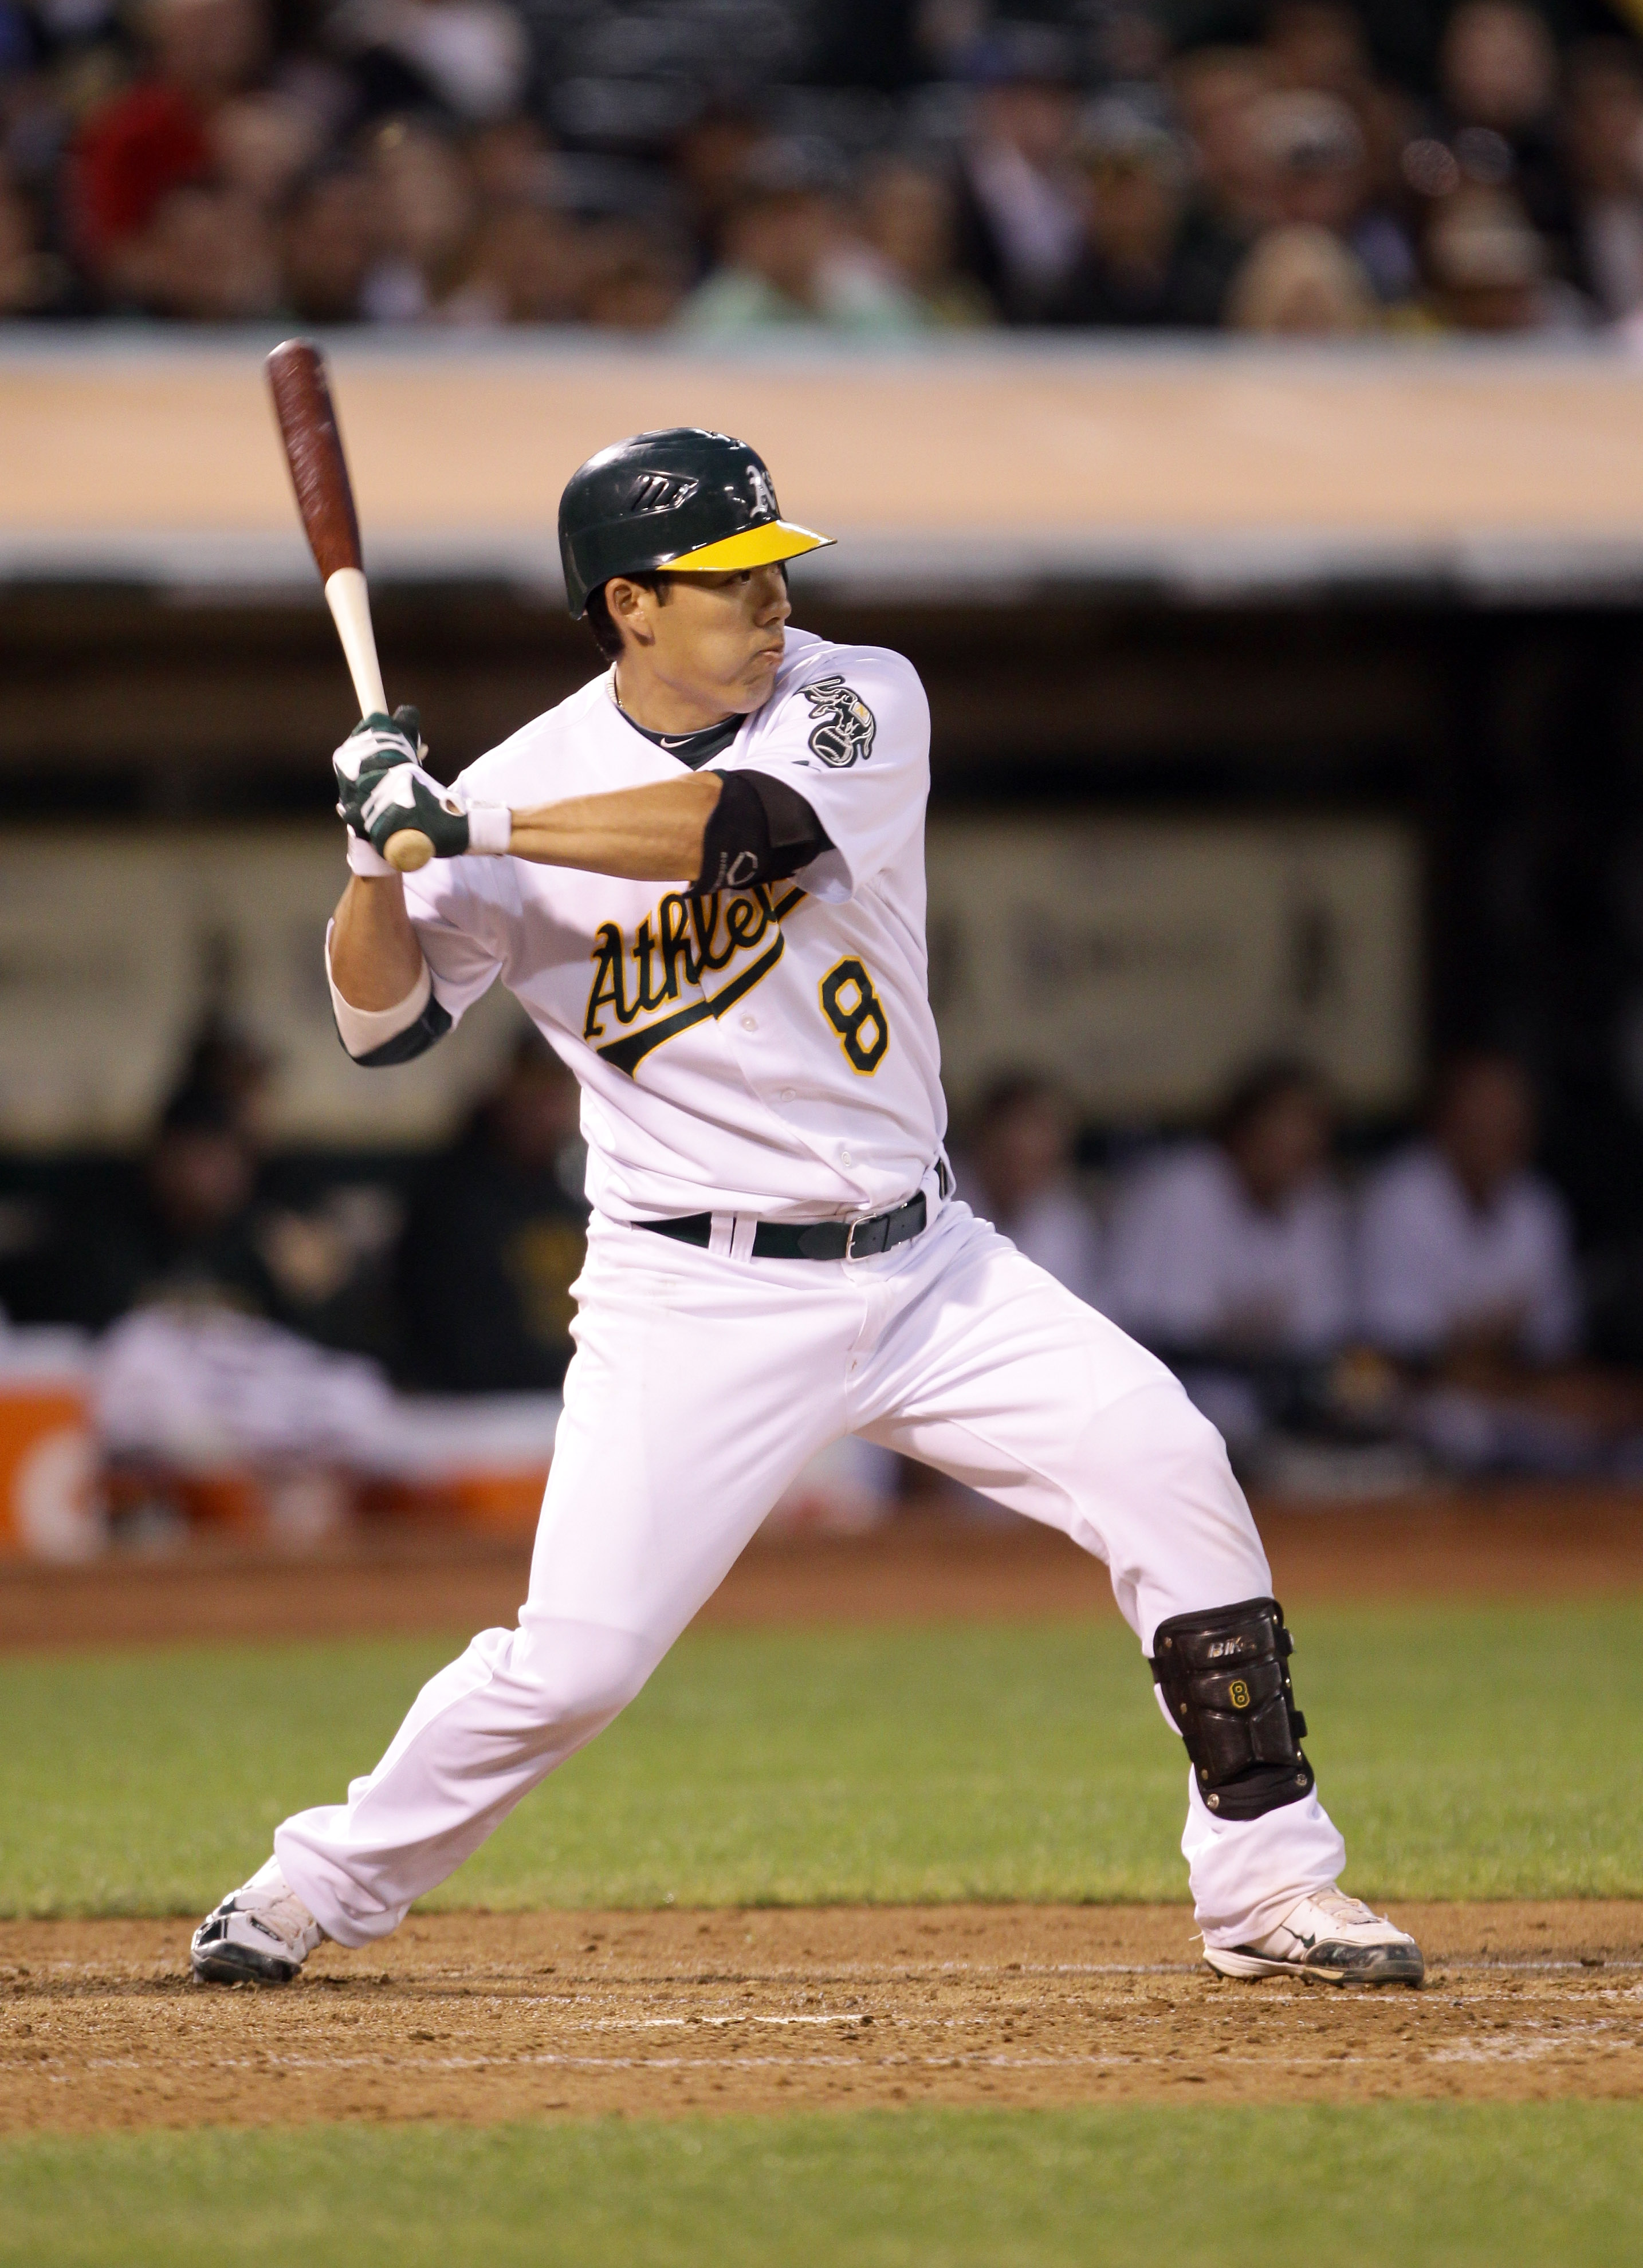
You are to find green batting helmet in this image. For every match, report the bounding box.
[557,427,833,617]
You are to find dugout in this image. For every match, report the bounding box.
[5,336,1643,1352]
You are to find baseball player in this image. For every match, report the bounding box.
[191,430,1423,1991]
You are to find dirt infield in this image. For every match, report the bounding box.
[2,1904,1638,2132]
[3,1491,1642,1653]
[5,1506,1637,2137]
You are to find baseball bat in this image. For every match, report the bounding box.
[265,339,433,873]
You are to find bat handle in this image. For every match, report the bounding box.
[325,566,433,873]
[324,566,386,715]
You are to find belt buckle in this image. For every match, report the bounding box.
[844,1212,875,1262]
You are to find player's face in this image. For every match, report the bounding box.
[624,563,791,714]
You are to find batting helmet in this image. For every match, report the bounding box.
[557,427,833,617]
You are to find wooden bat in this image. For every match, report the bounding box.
[265,339,433,873]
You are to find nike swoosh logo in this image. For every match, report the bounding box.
[657,737,693,750]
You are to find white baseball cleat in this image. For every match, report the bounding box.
[190,1872,326,1986]
[1204,1886,1425,1986]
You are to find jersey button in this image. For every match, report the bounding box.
[780,1088,797,1103]
[740,1014,757,1031]
[839,1148,854,1166]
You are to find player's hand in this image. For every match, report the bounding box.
[359,753,473,864]
[334,707,424,874]
[333,708,510,868]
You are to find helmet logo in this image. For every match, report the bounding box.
[627,472,698,515]
[801,675,876,768]
[748,464,777,519]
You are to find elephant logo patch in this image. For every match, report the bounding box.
[801,675,876,768]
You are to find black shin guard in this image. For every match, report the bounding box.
[1148,1597,1314,1820]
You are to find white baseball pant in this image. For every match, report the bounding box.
[276,1194,1346,1948]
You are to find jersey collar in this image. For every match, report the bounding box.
[611,690,742,771]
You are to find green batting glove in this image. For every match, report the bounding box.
[358,754,471,861]
[334,707,423,873]
[332,708,510,869]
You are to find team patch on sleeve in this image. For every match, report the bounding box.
[801,675,876,768]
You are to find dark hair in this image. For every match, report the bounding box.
[1214,1056,1330,1147]
[584,572,671,662]
[158,1082,239,1138]
[974,1070,1063,1126]
[1431,1046,1529,1119]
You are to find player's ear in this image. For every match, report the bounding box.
[606,576,657,648]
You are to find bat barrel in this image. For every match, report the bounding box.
[267,339,363,584]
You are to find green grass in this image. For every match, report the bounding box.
[0,1602,1637,1916]
[2,2106,1640,2267]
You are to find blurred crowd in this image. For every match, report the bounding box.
[3,1013,1638,1522]
[5,0,1643,336]
[958,1050,1643,1487]
[0,1015,590,1389]
[0,1019,588,1541]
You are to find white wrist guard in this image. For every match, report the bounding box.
[347,832,395,877]
[465,803,512,856]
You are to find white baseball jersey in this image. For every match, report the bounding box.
[400,627,947,1224]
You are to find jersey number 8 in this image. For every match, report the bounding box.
[820,958,890,1074]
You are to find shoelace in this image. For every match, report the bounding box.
[1310,1888,1378,1927]
[244,1889,319,1950]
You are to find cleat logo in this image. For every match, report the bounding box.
[1229,1679,1251,1709]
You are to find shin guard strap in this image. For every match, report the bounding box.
[1148,1596,1314,1821]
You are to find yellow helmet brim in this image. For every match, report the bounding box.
[662,519,835,574]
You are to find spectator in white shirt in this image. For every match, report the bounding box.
[965,1072,1102,1309]
[1106,1060,1352,1361]
[1357,1052,1580,1368]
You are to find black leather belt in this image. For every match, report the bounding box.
[638,1189,928,1263]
